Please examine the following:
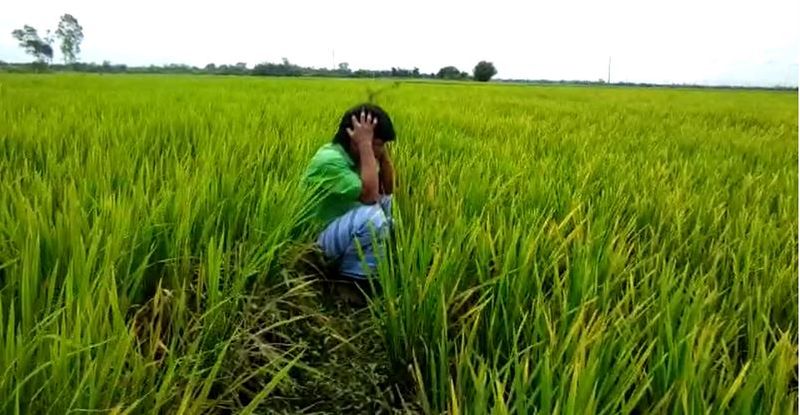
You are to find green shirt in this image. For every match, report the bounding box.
[302,143,362,226]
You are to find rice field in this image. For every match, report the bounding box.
[0,74,797,414]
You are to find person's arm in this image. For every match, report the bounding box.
[357,142,379,204]
[348,111,380,204]
[378,151,394,195]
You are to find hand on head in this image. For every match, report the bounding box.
[346,109,378,147]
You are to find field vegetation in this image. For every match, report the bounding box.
[0,74,797,414]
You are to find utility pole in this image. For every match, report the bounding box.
[608,56,611,84]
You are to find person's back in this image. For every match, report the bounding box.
[303,142,363,227]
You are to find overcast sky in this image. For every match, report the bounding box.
[1,0,798,86]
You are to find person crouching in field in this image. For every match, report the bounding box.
[302,104,396,294]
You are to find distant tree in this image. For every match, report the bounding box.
[437,66,461,79]
[41,43,54,63]
[473,61,497,82]
[204,63,216,72]
[43,30,54,48]
[338,62,350,72]
[387,67,416,78]
[55,14,84,64]
[252,59,301,76]
[11,25,53,63]
[228,62,247,74]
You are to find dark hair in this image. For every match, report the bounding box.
[333,103,396,147]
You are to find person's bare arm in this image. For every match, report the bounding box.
[357,143,379,204]
[378,151,394,195]
[347,111,380,204]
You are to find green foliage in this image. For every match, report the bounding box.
[0,74,797,414]
[10,25,53,64]
[437,66,467,80]
[0,75,322,413]
[473,61,497,82]
[55,14,84,64]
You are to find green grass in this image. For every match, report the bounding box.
[0,74,797,414]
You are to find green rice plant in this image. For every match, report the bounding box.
[0,74,796,414]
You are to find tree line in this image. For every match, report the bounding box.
[6,15,499,82]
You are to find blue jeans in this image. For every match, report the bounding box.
[317,195,393,279]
